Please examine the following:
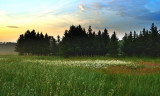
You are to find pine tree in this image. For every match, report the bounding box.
[87,26,94,56]
[15,34,24,55]
[122,33,129,56]
[102,28,110,55]
[128,31,133,56]
[149,23,160,57]
[88,26,92,37]
[30,30,36,54]
[50,36,58,55]
[57,35,60,43]
[133,31,138,56]
[109,32,119,56]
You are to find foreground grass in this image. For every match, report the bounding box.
[0,55,160,96]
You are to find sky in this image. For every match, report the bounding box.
[0,0,160,42]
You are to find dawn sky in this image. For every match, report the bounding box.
[0,0,160,42]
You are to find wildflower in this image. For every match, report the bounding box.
[23,59,134,68]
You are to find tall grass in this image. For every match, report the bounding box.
[0,55,160,96]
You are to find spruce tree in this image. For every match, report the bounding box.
[102,28,110,55]
[109,32,119,56]
[15,34,24,55]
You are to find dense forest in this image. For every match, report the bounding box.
[15,23,160,57]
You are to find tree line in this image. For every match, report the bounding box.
[122,23,160,57]
[15,23,160,57]
[15,30,57,55]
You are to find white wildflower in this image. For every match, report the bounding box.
[23,59,134,68]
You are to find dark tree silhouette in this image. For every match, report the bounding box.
[16,30,57,55]
[15,34,24,55]
[102,28,110,55]
[59,25,111,56]
[16,23,160,57]
[122,23,160,57]
[108,32,119,56]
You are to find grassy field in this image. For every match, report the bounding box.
[0,55,160,96]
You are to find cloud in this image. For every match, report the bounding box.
[106,0,160,21]
[7,26,19,28]
[137,11,160,21]
[78,3,102,15]
[105,0,149,19]
[79,5,85,11]
[92,2,107,10]
[108,0,149,14]
[79,0,160,21]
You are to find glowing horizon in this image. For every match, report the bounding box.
[0,0,160,42]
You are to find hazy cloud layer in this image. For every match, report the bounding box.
[79,0,160,21]
[107,0,160,21]
[7,26,19,28]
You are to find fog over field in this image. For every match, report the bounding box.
[0,42,17,55]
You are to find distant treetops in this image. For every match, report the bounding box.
[16,23,160,57]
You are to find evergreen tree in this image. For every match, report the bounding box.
[109,32,119,56]
[50,36,58,55]
[121,33,129,56]
[87,26,94,56]
[149,23,160,57]
[15,34,24,55]
[102,28,110,55]
[57,35,60,43]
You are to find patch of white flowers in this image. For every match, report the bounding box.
[0,58,6,61]
[24,59,134,68]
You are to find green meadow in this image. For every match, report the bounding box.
[0,55,160,96]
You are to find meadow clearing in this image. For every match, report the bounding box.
[0,55,160,96]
